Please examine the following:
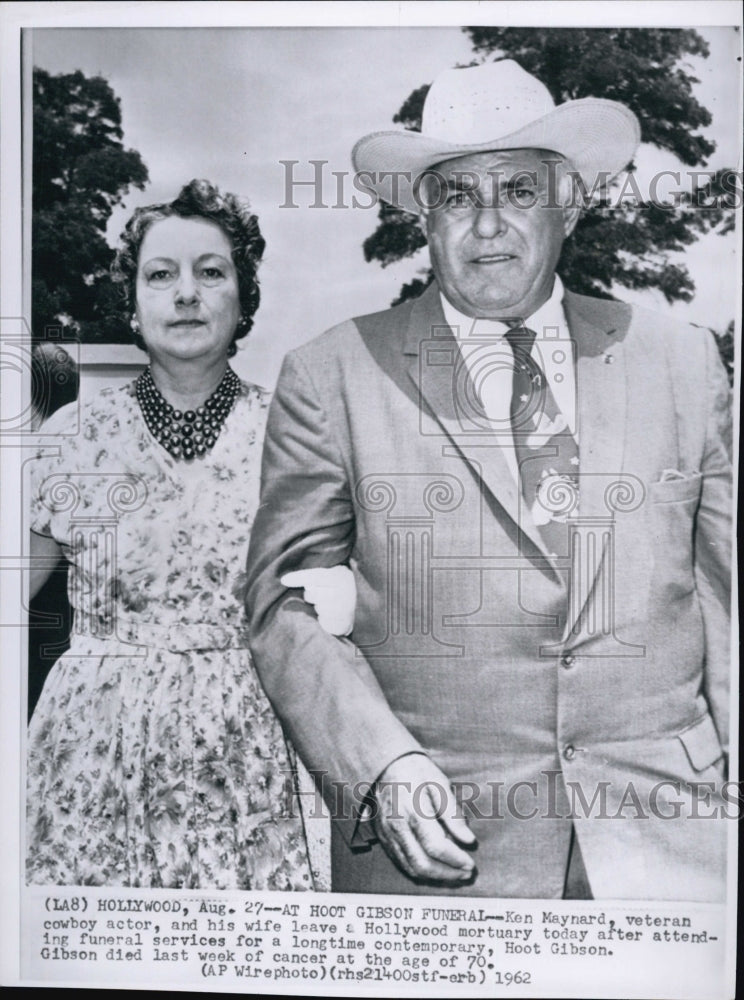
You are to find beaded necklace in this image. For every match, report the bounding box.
[135,366,240,461]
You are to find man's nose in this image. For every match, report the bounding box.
[472,204,507,239]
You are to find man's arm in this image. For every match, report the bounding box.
[246,351,420,823]
[693,332,733,756]
[245,348,474,879]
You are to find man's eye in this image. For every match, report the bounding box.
[512,187,536,203]
[446,191,474,208]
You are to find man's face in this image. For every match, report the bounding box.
[421,148,580,320]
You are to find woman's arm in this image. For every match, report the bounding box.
[29,530,65,601]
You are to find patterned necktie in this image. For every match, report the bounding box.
[505,327,579,566]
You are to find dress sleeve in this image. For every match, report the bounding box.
[29,402,81,541]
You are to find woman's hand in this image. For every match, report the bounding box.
[280,566,357,637]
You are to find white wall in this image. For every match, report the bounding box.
[78,343,146,404]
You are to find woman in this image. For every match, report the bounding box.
[26,179,343,889]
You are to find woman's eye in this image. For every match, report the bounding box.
[200,267,225,281]
[147,269,174,284]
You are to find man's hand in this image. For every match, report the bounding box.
[372,753,477,883]
[281,566,357,636]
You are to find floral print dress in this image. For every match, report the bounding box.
[26,379,313,890]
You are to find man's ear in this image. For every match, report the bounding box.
[417,210,430,240]
[562,200,582,238]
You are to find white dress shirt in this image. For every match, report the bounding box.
[440,276,577,484]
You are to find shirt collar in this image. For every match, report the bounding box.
[440,275,566,340]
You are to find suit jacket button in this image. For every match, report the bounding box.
[561,653,575,668]
[563,744,576,760]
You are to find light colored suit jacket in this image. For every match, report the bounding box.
[246,282,732,900]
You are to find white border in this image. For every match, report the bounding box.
[1,2,741,995]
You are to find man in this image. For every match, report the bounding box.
[246,61,732,899]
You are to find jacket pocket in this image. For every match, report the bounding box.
[649,473,702,598]
[649,472,702,504]
[677,713,724,772]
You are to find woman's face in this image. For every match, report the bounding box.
[135,216,241,365]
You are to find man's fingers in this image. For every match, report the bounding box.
[372,756,479,881]
[376,814,473,883]
[410,786,475,868]
[436,786,477,846]
[374,779,476,882]
[407,778,476,848]
[409,811,475,873]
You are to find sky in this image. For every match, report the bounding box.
[29,22,742,388]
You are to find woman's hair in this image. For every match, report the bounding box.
[112,179,266,356]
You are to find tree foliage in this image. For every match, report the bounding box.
[363,28,735,317]
[467,29,715,164]
[33,68,149,343]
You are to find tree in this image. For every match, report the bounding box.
[33,68,149,343]
[363,29,736,315]
[710,319,734,382]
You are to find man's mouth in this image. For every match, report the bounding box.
[471,254,515,264]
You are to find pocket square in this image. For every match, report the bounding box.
[660,468,696,482]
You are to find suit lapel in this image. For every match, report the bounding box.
[567,292,630,517]
[563,291,631,638]
[401,284,634,597]
[403,283,554,564]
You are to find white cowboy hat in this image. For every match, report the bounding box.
[352,60,641,214]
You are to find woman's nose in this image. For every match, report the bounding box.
[472,204,507,239]
[174,274,199,304]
